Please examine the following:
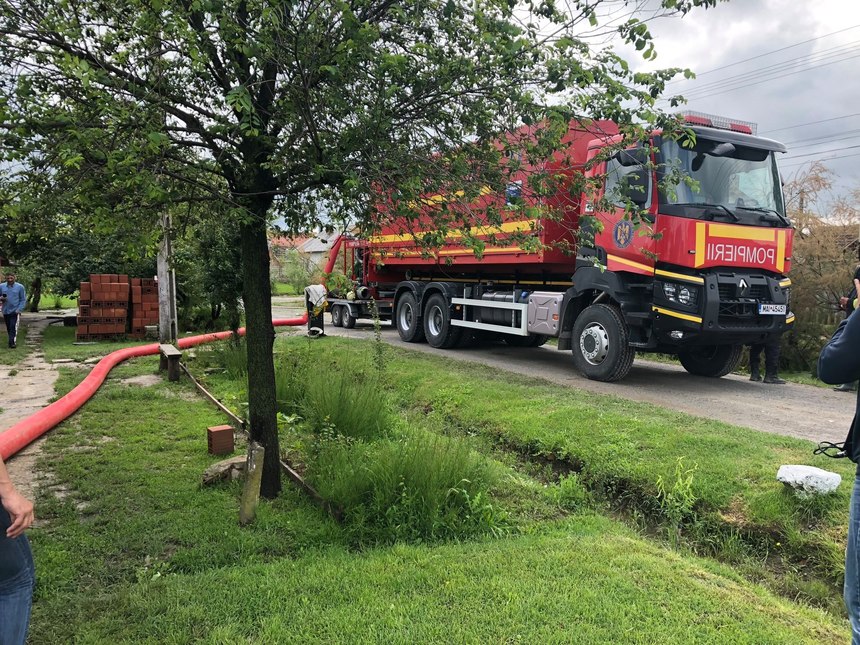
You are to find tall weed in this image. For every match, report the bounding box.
[301,360,391,441]
[309,430,506,545]
[210,337,248,380]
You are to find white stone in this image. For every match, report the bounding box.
[777,465,842,497]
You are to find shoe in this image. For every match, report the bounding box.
[8,343,14,349]
[749,372,761,382]
[834,384,856,392]
[763,375,785,385]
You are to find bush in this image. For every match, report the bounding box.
[309,430,505,545]
[300,358,391,441]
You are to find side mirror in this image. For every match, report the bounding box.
[622,170,650,207]
[613,147,650,167]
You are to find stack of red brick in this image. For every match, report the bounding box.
[76,274,130,340]
[129,278,159,339]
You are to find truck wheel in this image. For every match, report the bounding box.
[331,305,343,328]
[342,307,356,329]
[504,334,548,348]
[571,304,635,382]
[423,293,462,349]
[678,344,742,378]
[396,292,425,343]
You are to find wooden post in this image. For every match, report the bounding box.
[239,441,265,526]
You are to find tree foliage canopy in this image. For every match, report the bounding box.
[0,0,722,495]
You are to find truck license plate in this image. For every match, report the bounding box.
[758,304,786,315]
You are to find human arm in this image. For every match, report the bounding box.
[0,456,34,538]
[820,278,860,384]
[16,283,26,313]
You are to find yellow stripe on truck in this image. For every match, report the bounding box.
[652,306,703,324]
[369,219,537,244]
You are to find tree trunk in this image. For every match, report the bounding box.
[240,208,281,498]
[27,276,42,313]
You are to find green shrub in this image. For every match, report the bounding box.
[547,473,592,511]
[273,343,316,414]
[309,430,505,545]
[300,359,391,441]
[210,338,248,380]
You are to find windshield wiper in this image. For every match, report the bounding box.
[736,206,791,227]
[676,202,739,222]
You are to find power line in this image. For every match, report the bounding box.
[761,113,860,135]
[782,128,860,148]
[666,24,860,83]
[780,151,860,169]
[674,45,860,102]
[782,143,860,161]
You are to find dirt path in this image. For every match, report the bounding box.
[0,314,65,501]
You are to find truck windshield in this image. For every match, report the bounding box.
[656,137,786,221]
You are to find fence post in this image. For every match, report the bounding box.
[239,441,265,526]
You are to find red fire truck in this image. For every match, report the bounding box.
[325,113,793,382]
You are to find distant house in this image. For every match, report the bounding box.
[268,234,335,281]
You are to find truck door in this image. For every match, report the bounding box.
[586,143,657,277]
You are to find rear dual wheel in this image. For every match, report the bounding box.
[423,293,462,349]
[330,304,356,329]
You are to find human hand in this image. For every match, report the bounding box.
[855,278,860,311]
[2,490,34,538]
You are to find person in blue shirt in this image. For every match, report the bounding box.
[0,273,26,349]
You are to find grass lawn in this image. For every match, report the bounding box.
[40,325,154,363]
[272,281,298,295]
[37,294,77,310]
[0,323,28,364]
[22,334,851,642]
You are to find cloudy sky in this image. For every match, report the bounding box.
[611,0,860,206]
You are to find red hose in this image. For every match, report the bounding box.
[0,314,308,460]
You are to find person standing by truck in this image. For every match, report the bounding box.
[748,338,785,384]
[819,276,860,644]
[0,273,26,349]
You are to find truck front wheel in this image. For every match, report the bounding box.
[396,292,425,343]
[677,344,742,377]
[571,304,635,382]
[423,293,462,349]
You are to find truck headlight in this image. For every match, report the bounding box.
[662,282,698,308]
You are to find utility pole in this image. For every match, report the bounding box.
[157,213,179,343]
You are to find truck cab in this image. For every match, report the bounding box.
[578,113,793,377]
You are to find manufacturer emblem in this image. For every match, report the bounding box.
[738,278,749,295]
[612,220,634,249]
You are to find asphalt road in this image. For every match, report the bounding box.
[272,298,854,445]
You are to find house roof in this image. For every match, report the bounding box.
[299,236,335,253]
[269,235,310,250]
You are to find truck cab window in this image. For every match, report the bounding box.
[604,157,652,211]
[657,137,786,221]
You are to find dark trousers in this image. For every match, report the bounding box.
[0,507,34,645]
[4,312,18,346]
[749,339,779,375]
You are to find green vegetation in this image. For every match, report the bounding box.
[272,281,298,296]
[41,325,152,363]
[0,324,29,365]
[24,333,852,642]
[37,293,76,310]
